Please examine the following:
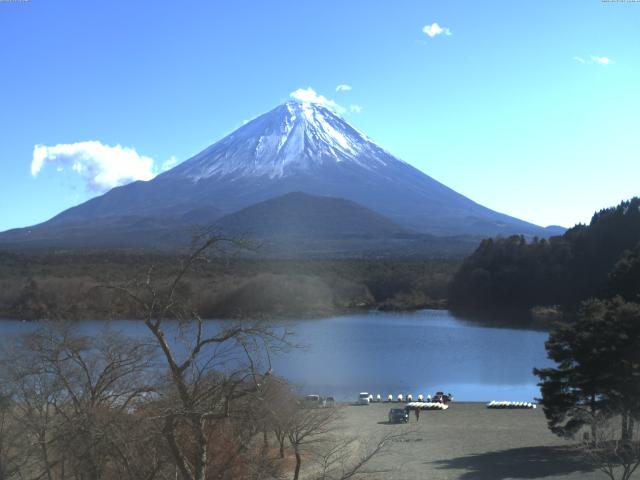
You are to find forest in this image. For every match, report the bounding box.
[0,252,458,321]
[450,197,640,313]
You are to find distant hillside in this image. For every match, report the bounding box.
[0,192,481,258]
[450,197,640,311]
[214,192,478,258]
[0,215,198,251]
[215,192,406,238]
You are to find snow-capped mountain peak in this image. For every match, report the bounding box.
[0,99,556,246]
[168,101,399,181]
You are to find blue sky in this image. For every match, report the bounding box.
[1,0,638,231]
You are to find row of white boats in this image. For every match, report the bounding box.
[486,400,537,409]
[358,392,452,404]
[358,393,536,410]
[405,401,449,410]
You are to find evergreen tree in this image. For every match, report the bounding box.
[609,244,640,302]
[534,298,640,440]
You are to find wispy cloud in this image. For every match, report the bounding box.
[573,56,586,64]
[591,55,612,65]
[422,22,452,38]
[336,84,352,92]
[349,105,363,113]
[290,87,346,114]
[31,141,178,192]
[161,155,179,172]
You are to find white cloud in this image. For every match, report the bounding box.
[290,87,346,114]
[336,84,352,92]
[573,56,586,64]
[161,155,179,172]
[591,55,612,65]
[349,105,363,113]
[31,141,179,192]
[422,22,451,38]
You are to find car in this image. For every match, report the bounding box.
[325,396,335,407]
[432,391,454,403]
[358,392,371,405]
[303,394,321,408]
[388,408,409,424]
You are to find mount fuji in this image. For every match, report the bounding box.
[0,101,562,254]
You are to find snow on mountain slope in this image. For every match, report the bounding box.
[166,101,399,180]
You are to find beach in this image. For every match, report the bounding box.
[322,402,608,480]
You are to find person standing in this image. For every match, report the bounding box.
[415,406,420,422]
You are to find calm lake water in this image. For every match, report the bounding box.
[0,309,552,402]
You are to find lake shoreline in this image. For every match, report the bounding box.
[0,301,553,332]
[0,300,450,323]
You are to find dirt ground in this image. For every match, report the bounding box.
[326,402,613,480]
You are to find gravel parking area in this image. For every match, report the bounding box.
[329,402,611,480]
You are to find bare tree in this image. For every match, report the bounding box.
[0,392,30,480]
[258,377,299,459]
[311,431,403,480]
[1,323,160,480]
[582,411,640,480]
[106,236,292,480]
[282,400,406,480]
[286,404,341,480]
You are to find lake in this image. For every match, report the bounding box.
[0,309,552,402]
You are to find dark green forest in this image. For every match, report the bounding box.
[450,197,640,312]
[0,253,457,320]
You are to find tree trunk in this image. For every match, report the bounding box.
[163,417,194,480]
[194,417,207,480]
[590,394,597,442]
[275,430,286,458]
[293,445,301,480]
[621,411,630,442]
[40,429,54,480]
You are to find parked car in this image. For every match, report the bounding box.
[388,408,409,424]
[325,396,335,407]
[303,394,321,408]
[432,391,454,403]
[358,392,371,405]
